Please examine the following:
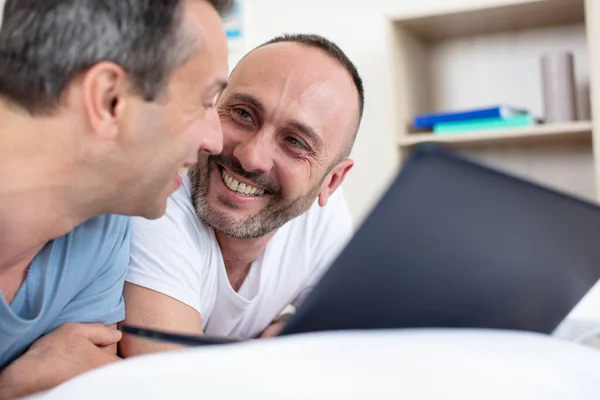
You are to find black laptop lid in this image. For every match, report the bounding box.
[282,144,600,336]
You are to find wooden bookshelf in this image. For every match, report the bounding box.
[387,0,600,202]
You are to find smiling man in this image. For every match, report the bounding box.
[121,34,364,355]
[0,0,230,397]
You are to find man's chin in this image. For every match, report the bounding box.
[197,204,261,239]
[213,226,271,240]
[140,200,168,220]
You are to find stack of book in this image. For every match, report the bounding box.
[412,105,539,135]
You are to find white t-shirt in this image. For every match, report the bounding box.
[127,175,353,339]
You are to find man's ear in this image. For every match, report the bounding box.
[318,159,354,207]
[80,61,129,140]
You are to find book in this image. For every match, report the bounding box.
[433,113,536,135]
[413,105,528,129]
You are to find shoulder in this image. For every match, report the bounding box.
[127,175,217,279]
[279,188,353,264]
[127,177,218,314]
[67,214,130,266]
[45,214,131,293]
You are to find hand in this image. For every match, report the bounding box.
[259,305,295,339]
[259,321,286,338]
[0,322,121,400]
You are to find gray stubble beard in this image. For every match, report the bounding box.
[189,156,323,239]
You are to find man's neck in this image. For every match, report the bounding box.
[0,107,99,274]
[216,231,276,292]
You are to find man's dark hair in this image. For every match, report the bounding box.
[0,0,233,115]
[259,33,364,159]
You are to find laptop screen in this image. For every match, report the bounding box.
[282,145,600,336]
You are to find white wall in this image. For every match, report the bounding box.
[234,0,535,226]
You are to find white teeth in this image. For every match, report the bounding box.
[220,169,265,197]
[178,167,189,175]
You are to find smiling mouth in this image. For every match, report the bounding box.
[219,167,266,197]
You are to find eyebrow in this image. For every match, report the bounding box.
[227,92,265,114]
[226,92,324,150]
[289,120,324,150]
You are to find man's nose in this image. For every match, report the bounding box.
[232,131,274,173]
[199,107,223,155]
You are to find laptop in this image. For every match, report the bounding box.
[123,144,600,345]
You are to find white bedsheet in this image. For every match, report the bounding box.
[27,328,600,400]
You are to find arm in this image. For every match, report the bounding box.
[121,210,208,357]
[0,323,121,400]
[119,282,203,357]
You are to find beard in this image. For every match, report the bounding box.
[190,154,324,239]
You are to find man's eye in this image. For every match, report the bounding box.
[233,108,254,123]
[285,136,306,149]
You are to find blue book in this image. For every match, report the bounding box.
[433,114,535,134]
[413,105,527,129]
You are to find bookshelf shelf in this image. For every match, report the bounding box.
[399,121,593,147]
[389,0,585,42]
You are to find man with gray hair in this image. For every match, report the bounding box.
[0,0,231,398]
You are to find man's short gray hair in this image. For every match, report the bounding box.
[0,0,233,115]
